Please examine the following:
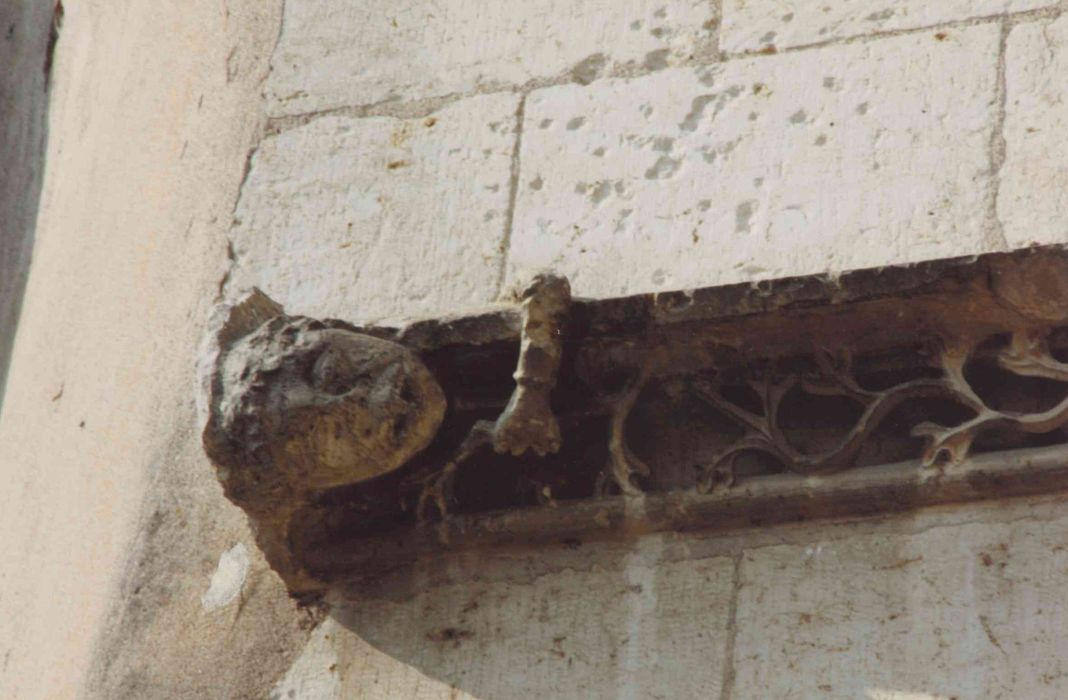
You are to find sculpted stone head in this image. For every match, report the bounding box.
[200,290,445,513]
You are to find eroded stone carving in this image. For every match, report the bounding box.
[199,276,570,599]
[199,290,447,597]
[199,246,1068,600]
[693,330,1068,492]
[415,274,572,519]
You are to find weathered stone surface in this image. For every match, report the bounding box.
[229,94,517,323]
[509,26,1000,298]
[0,2,315,699]
[198,289,448,598]
[201,292,446,494]
[722,0,1055,54]
[269,621,343,700]
[10,0,1068,695]
[999,14,1068,249]
[265,0,718,116]
[325,541,735,699]
[732,507,1068,699]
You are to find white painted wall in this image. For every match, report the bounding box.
[2,1,1067,698]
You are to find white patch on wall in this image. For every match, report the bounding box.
[200,543,250,612]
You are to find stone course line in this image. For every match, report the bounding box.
[223,1,1065,323]
[495,93,529,299]
[261,4,1061,134]
[987,18,1013,252]
[721,3,1063,60]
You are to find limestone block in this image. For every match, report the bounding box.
[265,0,718,116]
[228,94,518,324]
[509,26,999,298]
[328,543,735,699]
[999,14,1068,249]
[722,0,1055,54]
[732,512,1068,699]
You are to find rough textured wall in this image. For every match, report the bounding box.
[1,0,1067,698]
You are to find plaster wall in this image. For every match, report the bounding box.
[1,1,1067,698]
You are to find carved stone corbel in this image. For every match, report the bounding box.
[198,276,570,600]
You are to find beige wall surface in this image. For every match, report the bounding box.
[1,0,1067,698]
[0,2,310,698]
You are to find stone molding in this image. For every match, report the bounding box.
[199,245,1068,601]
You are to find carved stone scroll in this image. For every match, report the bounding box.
[199,246,1068,601]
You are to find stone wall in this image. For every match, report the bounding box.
[230,0,1067,322]
[1,1,1066,698]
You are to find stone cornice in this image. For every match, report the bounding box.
[199,245,1068,602]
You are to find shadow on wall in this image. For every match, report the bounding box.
[323,539,736,699]
[317,539,987,700]
[0,0,60,412]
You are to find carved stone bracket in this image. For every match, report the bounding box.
[198,246,1068,602]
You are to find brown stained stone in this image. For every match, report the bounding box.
[199,245,1068,600]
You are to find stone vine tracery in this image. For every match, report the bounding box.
[691,329,1068,493]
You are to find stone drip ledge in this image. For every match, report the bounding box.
[199,245,1068,602]
[330,442,1068,598]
